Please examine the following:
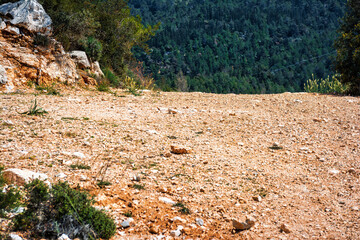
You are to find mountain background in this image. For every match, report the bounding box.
[129,0,346,94]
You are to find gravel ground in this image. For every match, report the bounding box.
[0,88,359,239]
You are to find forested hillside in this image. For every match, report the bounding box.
[129,0,346,93]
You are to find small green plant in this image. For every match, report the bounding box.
[71,164,91,170]
[20,99,48,116]
[97,80,111,92]
[123,211,133,217]
[132,184,145,190]
[124,76,141,96]
[35,84,61,96]
[304,74,350,94]
[14,180,116,239]
[173,202,191,215]
[97,181,112,188]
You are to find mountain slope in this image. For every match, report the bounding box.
[129,0,345,93]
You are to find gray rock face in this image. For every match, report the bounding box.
[0,65,8,84]
[70,51,91,69]
[0,0,52,34]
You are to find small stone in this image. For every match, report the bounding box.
[325,208,332,212]
[56,173,67,179]
[159,187,169,193]
[200,187,205,193]
[170,229,181,237]
[351,206,359,211]
[149,224,159,234]
[232,216,255,230]
[132,175,141,182]
[348,168,357,174]
[159,197,175,205]
[170,145,191,154]
[171,216,186,223]
[168,108,181,114]
[196,218,204,226]
[146,130,159,135]
[164,153,172,158]
[329,169,340,175]
[57,234,71,240]
[9,233,23,240]
[73,152,86,158]
[121,220,130,228]
[280,224,291,233]
[3,120,14,125]
[80,175,88,181]
[253,196,262,202]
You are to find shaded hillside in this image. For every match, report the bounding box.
[129,0,345,93]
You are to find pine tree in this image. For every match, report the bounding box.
[335,0,360,95]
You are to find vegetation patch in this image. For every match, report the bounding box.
[132,184,145,190]
[0,166,22,217]
[35,84,61,96]
[173,202,191,215]
[304,74,350,94]
[70,164,91,170]
[20,99,48,116]
[14,180,116,239]
[97,181,112,188]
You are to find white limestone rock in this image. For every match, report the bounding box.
[0,0,52,34]
[0,65,8,84]
[70,51,91,69]
[3,168,49,186]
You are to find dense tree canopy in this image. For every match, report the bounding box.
[335,0,360,95]
[129,0,346,93]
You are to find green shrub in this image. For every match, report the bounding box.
[304,74,350,94]
[33,33,51,47]
[80,36,103,62]
[14,180,116,239]
[0,166,22,217]
[102,68,120,87]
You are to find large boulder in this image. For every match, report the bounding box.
[70,51,91,69]
[0,0,52,34]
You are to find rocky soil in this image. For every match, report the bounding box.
[0,87,359,239]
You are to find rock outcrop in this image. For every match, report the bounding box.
[0,0,52,34]
[70,51,91,69]
[0,0,99,92]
